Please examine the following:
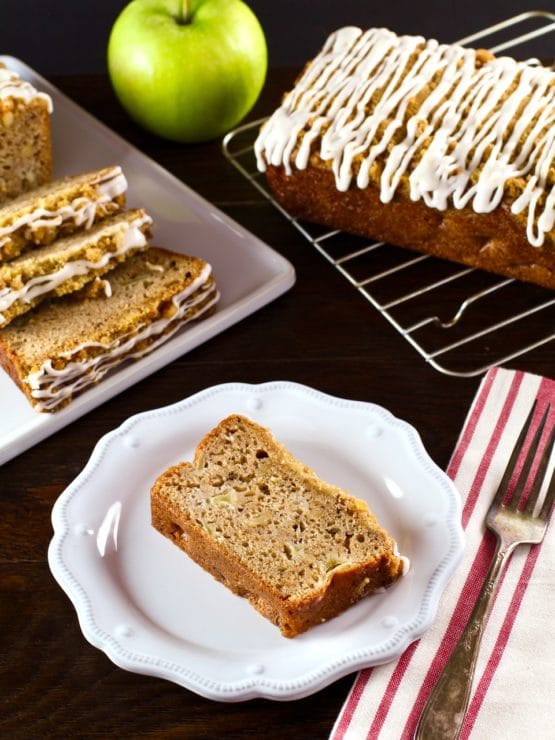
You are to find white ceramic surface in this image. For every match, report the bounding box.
[0,57,295,465]
[48,381,465,701]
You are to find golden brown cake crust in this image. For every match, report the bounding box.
[151,414,404,637]
[265,163,555,290]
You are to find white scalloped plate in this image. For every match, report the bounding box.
[48,381,464,701]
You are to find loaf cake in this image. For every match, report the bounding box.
[0,63,52,204]
[151,414,405,637]
[0,165,128,262]
[0,247,218,411]
[255,27,555,289]
[0,208,152,327]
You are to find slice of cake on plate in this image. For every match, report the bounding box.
[151,414,406,637]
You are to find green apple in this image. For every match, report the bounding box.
[107,0,267,142]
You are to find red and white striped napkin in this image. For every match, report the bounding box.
[330,367,555,740]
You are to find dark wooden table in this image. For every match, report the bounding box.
[1,70,553,739]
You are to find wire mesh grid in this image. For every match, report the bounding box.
[222,12,555,377]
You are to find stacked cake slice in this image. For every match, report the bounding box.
[0,166,219,411]
[0,207,152,326]
[0,249,218,411]
[0,165,127,261]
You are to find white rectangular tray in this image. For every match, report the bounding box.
[0,57,295,466]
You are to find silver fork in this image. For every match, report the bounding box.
[415,401,555,740]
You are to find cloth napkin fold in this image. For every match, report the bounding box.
[330,367,554,740]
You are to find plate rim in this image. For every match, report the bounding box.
[48,380,465,701]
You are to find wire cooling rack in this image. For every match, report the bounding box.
[222,11,555,378]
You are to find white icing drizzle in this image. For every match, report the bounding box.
[255,27,555,247]
[0,167,128,248]
[0,213,151,323]
[26,265,218,411]
[0,66,53,112]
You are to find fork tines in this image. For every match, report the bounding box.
[491,401,555,516]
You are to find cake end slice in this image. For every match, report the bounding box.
[0,64,52,204]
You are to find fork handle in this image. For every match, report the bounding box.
[414,538,515,740]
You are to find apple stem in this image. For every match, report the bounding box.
[180,0,190,24]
